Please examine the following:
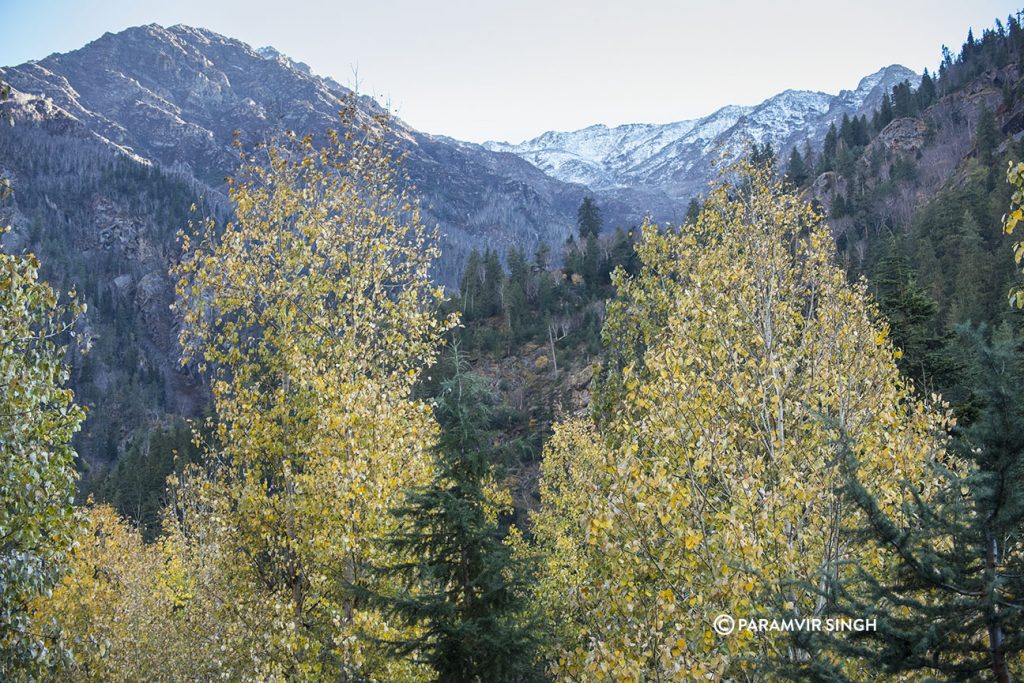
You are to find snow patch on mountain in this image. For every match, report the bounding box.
[484,65,920,199]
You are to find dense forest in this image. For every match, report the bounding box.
[6,13,1024,683]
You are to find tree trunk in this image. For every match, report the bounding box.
[986,530,1011,683]
[547,322,558,376]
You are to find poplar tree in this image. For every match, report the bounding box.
[531,164,948,680]
[1,74,86,676]
[172,103,455,680]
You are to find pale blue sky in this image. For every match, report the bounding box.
[0,1,1017,142]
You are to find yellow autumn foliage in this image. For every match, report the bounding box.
[165,103,455,681]
[530,163,952,681]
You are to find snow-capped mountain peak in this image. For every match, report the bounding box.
[484,65,920,199]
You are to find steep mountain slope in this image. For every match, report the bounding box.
[0,24,592,284]
[485,65,920,201]
[0,23,961,480]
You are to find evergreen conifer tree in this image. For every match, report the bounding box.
[892,80,916,117]
[819,123,839,174]
[685,197,701,225]
[917,69,937,110]
[976,104,999,166]
[359,351,542,682]
[576,197,602,239]
[503,247,529,340]
[875,92,895,132]
[481,249,505,318]
[802,140,815,175]
[789,327,1024,683]
[460,249,484,321]
[871,237,957,397]
[944,210,990,329]
[786,146,809,186]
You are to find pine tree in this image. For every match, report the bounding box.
[533,241,551,271]
[892,80,916,118]
[576,197,602,239]
[802,327,1024,683]
[819,123,839,174]
[480,249,505,318]
[786,146,809,186]
[684,197,701,225]
[871,237,957,397]
[840,114,855,148]
[917,69,937,110]
[945,210,989,328]
[802,140,815,176]
[853,115,870,146]
[503,247,529,340]
[460,249,484,321]
[361,351,542,682]
[976,104,999,166]
[750,141,775,169]
[609,227,639,276]
[875,93,894,132]
[582,232,602,291]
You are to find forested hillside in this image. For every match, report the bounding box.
[5,10,1024,683]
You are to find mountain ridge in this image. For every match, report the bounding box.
[483,64,920,200]
[1,23,596,285]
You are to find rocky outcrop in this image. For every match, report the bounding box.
[811,171,848,216]
[873,117,928,155]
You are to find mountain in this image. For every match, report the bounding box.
[0,23,618,468]
[484,65,920,202]
[0,25,930,474]
[0,24,593,285]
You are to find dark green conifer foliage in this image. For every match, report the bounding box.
[874,93,894,133]
[460,249,484,320]
[946,210,990,328]
[840,114,855,148]
[481,249,505,318]
[582,233,601,291]
[892,80,917,118]
[503,247,529,341]
[917,69,937,110]
[786,147,809,186]
[852,115,870,147]
[750,142,775,169]
[802,140,815,175]
[576,196,602,239]
[976,104,999,166]
[93,421,200,541]
[800,327,1024,683]
[819,123,839,174]
[359,352,542,682]
[533,242,550,271]
[871,237,957,397]
[609,227,639,277]
[684,197,701,225]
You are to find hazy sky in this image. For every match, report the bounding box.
[0,1,1017,142]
